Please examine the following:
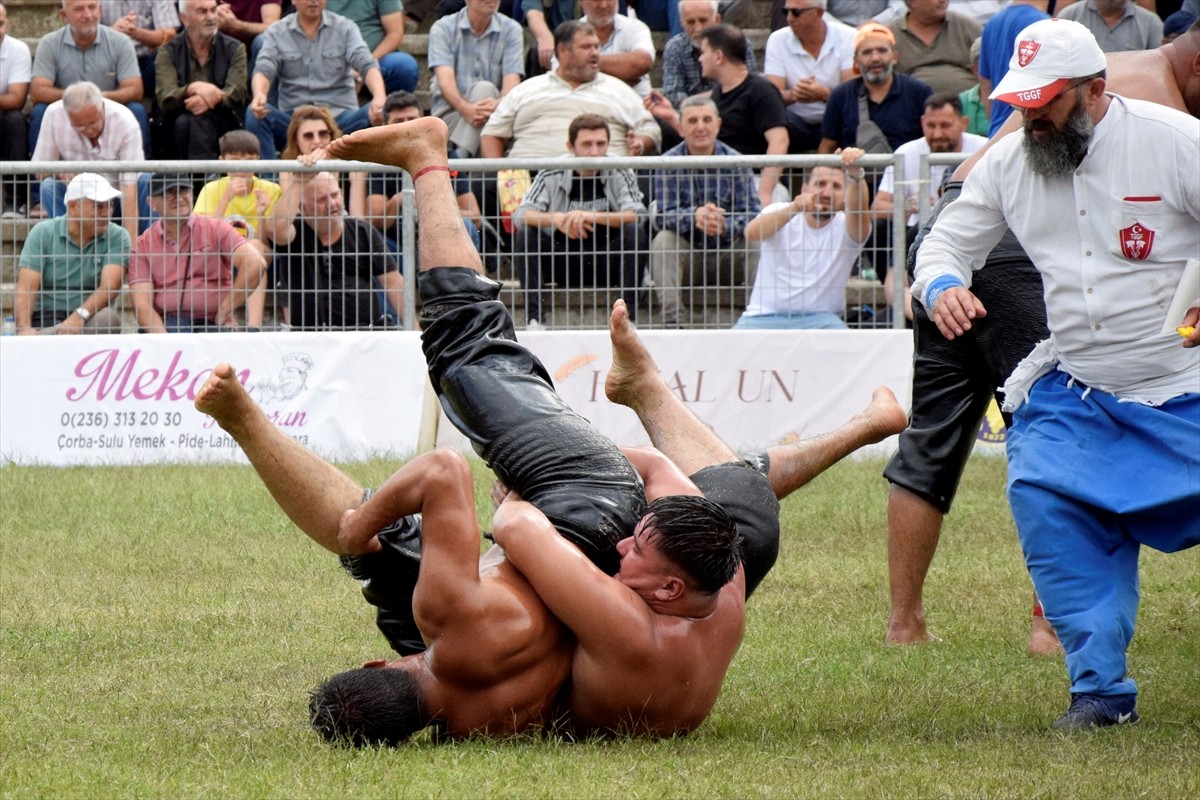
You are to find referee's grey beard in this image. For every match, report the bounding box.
[1022,99,1094,178]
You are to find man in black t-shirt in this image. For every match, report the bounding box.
[273,172,403,330]
[645,23,789,207]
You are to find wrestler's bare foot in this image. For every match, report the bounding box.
[855,387,908,444]
[1026,615,1065,657]
[194,362,257,435]
[326,117,450,175]
[605,299,661,408]
[885,617,939,645]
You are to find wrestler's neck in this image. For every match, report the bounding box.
[644,589,720,619]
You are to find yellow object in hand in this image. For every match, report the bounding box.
[1178,326,1196,337]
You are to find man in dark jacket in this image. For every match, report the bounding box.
[155,0,248,159]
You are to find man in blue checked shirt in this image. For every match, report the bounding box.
[649,96,760,328]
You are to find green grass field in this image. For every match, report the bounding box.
[1,456,1197,799]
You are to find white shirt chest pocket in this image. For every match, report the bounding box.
[1109,197,1163,262]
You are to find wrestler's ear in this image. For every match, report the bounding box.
[654,576,686,602]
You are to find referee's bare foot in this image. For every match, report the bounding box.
[327,117,449,176]
[605,299,660,408]
[856,387,908,444]
[195,362,255,433]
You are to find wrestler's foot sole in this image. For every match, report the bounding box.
[605,299,661,407]
[194,363,256,432]
[885,615,939,645]
[859,387,908,444]
[326,117,450,174]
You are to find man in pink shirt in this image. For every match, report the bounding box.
[129,171,265,332]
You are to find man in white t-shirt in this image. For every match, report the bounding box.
[763,0,856,153]
[31,80,145,240]
[735,146,870,329]
[873,91,989,228]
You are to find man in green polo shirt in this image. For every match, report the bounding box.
[14,172,130,334]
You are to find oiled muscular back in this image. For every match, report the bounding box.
[1107,49,1187,112]
[420,557,573,737]
[566,575,747,737]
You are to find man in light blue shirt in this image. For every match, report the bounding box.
[427,0,524,157]
[326,0,419,94]
[246,0,386,159]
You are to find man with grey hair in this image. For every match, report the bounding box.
[270,172,403,330]
[1056,0,1164,53]
[31,81,145,239]
[659,1,757,109]
[156,0,247,159]
[650,95,761,327]
[29,0,148,155]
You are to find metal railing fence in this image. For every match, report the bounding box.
[1,152,970,333]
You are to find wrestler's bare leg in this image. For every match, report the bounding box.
[607,298,907,492]
[194,362,363,553]
[763,388,906,498]
[327,117,481,275]
[886,485,942,644]
[606,298,739,475]
[886,487,1065,651]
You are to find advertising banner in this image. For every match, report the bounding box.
[0,332,428,465]
[439,329,917,458]
[2,329,1006,467]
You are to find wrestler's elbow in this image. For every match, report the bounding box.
[492,500,543,547]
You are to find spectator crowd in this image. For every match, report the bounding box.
[3,0,1195,332]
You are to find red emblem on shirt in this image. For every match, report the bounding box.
[1119,222,1155,261]
[1017,40,1041,68]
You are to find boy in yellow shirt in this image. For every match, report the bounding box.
[194,130,283,329]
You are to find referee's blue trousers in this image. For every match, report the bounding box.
[1007,371,1200,698]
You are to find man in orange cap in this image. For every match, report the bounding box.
[817,21,932,155]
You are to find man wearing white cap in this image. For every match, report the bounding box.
[912,18,1200,730]
[14,173,130,334]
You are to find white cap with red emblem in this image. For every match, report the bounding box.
[989,19,1107,109]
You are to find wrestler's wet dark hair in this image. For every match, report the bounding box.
[309,667,429,746]
[641,495,742,594]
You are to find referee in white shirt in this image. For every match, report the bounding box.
[911,19,1200,732]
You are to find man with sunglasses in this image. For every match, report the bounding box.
[764,1,856,154]
[912,18,1199,731]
